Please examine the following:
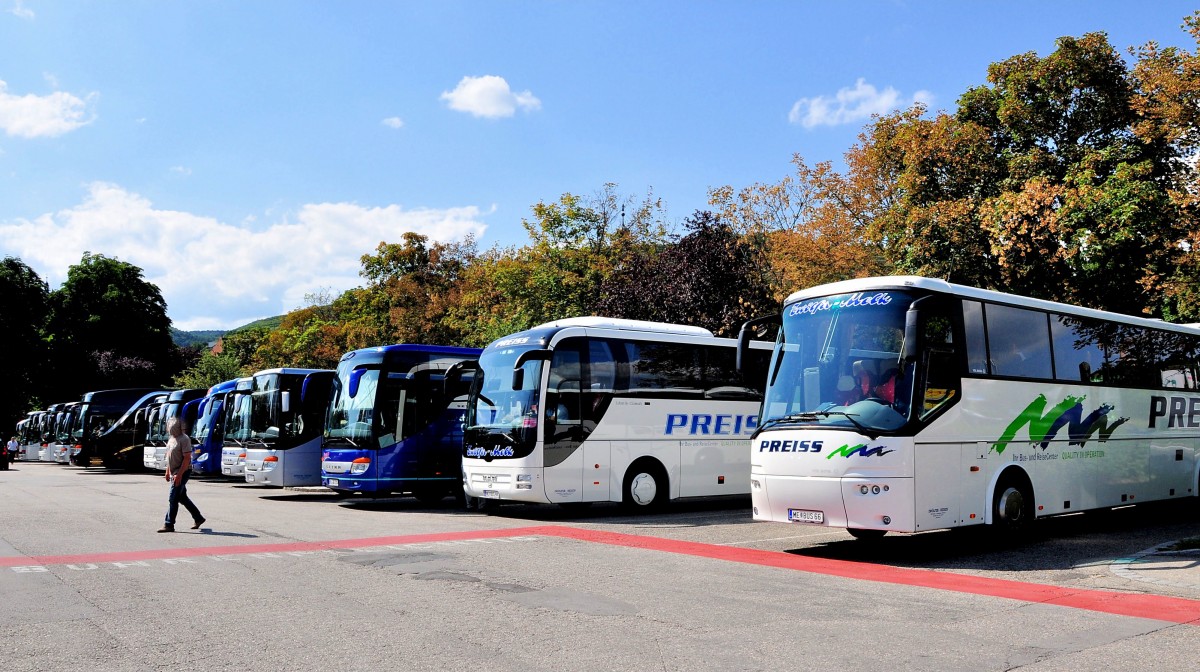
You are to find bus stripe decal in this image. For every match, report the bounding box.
[3,525,1197,625]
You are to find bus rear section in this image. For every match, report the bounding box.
[321,344,481,502]
[239,368,335,487]
[463,317,770,509]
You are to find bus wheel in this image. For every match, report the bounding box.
[622,461,666,511]
[992,473,1033,534]
[847,528,886,541]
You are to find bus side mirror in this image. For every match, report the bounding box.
[512,349,552,390]
[445,360,480,397]
[903,297,932,363]
[281,391,291,414]
[736,314,780,378]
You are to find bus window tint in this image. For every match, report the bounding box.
[1159,331,1200,389]
[1099,324,1159,387]
[963,300,988,375]
[627,342,701,394]
[985,304,1053,379]
[1051,314,1105,382]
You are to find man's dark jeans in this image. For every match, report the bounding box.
[165,471,202,527]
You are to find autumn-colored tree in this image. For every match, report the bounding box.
[1128,11,1200,318]
[710,156,889,301]
[360,232,476,345]
[726,20,1200,320]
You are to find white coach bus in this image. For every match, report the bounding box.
[461,317,772,509]
[737,276,1200,539]
[240,368,336,487]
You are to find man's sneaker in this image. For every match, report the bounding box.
[157,525,174,533]
[191,517,205,530]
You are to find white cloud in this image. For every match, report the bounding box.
[170,166,192,176]
[9,1,34,19]
[788,78,933,129]
[440,75,541,119]
[0,80,96,138]
[0,183,490,330]
[381,116,404,129]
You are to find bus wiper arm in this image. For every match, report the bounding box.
[813,411,879,440]
[760,411,879,439]
[760,412,822,429]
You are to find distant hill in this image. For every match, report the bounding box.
[171,328,224,348]
[170,314,284,349]
[229,315,284,333]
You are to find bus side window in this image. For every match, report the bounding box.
[918,308,959,420]
[962,300,988,375]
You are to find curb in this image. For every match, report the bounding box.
[1110,540,1200,591]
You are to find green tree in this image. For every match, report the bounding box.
[172,351,245,389]
[48,253,176,398]
[0,257,50,426]
[446,184,670,345]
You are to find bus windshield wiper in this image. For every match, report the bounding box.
[811,410,879,439]
[762,410,879,439]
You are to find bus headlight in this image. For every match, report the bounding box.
[517,474,532,482]
[350,457,370,475]
[263,455,279,470]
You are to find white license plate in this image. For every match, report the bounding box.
[327,479,339,487]
[222,467,231,474]
[788,509,824,524]
[246,474,255,482]
[482,489,500,499]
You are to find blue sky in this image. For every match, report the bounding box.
[1,1,1196,331]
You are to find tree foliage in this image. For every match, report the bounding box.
[0,257,50,427]
[172,351,244,390]
[596,211,773,336]
[48,252,176,397]
[712,18,1200,321]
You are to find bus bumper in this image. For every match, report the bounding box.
[751,474,915,533]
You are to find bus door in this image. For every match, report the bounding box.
[580,339,616,501]
[543,342,585,502]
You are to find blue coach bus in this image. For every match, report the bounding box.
[320,344,481,503]
[188,379,240,476]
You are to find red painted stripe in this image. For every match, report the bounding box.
[0,528,537,568]
[3,525,1198,625]
[538,527,1200,626]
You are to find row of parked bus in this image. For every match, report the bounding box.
[14,317,773,509]
[14,276,1200,538]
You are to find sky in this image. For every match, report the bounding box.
[1,1,1197,331]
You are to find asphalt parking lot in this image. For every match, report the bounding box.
[2,461,1198,671]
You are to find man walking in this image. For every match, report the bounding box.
[159,417,205,532]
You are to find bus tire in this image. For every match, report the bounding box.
[847,528,886,540]
[992,470,1034,535]
[622,460,667,511]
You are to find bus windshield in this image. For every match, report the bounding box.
[325,367,380,447]
[465,345,543,456]
[193,397,220,444]
[225,393,254,444]
[762,290,916,434]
